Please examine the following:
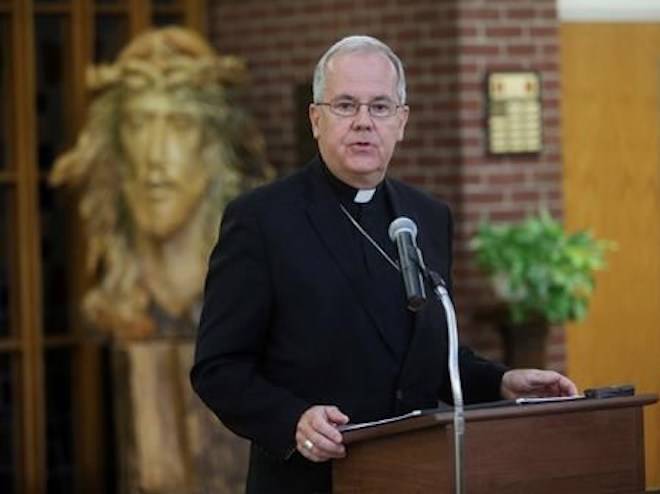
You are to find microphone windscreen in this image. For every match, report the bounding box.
[388,217,417,242]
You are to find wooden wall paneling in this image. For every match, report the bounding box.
[1,6,19,494]
[69,2,106,492]
[70,0,91,133]
[561,23,660,488]
[1,1,213,491]
[184,0,205,33]
[11,0,45,492]
[0,8,11,175]
[128,0,151,36]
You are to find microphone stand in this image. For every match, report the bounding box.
[348,210,465,492]
[420,266,465,494]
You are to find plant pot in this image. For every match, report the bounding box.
[499,321,549,369]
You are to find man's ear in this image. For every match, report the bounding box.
[309,104,321,139]
[397,105,410,141]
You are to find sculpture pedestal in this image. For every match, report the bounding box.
[113,339,249,494]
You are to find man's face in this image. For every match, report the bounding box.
[309,51,409,188]
[119,90,210,238]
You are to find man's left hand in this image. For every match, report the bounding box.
[500,369,578,400]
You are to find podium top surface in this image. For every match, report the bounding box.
[342,393,658,444]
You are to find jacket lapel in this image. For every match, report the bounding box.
[304,159,399,360]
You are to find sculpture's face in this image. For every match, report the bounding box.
[119,90,210,238]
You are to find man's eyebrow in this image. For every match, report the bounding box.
[332,94,358,100]
[332,94,394,101]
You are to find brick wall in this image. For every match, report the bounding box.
[454,1,564,369]
[210,0,565,370]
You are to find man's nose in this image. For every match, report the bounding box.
[351,104,373,129]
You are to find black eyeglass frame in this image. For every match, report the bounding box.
[314,97,404,118]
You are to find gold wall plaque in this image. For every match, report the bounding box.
[487,71,543,154]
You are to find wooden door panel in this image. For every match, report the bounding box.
[561,23,660,488]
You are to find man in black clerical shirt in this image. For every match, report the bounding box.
[191,35,578,494]
[323,166,413,363]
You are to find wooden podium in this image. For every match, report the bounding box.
[333,394,658,494]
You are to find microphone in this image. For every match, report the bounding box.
[388,217,427,311]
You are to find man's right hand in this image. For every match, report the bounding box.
[295,405,350,462]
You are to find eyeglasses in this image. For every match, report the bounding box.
[315,97,402,118]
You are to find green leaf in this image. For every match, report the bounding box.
[471,210,615,324]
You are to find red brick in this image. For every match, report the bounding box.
[381,13,402,25]
[434,137,462,148]
[400,174,426,186]
[461,8,501,21]
[414,46,442,58]
[396,28,424,42]
[544,116,560,127]
[536,61,559,72]
[531,26,557,37]
[462,156,485,167]
[542,44,559,55]
[460,117,485,129]
[538,7,558,19]
[457,26,479,37]
[457,81,483,92]
[507,44,536,56]
[548,190,562,200]
[465,192,505,203]
[485,62,527,72]
[413,8,442,23]
[485,26,523,38]
[507,8,535,20]
[512,191,540,201]
[542,79,559,91]
[463,44,500,56]
[488,210,527,222]
[487,173,526,185]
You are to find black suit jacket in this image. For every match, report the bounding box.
[191,157,505,493]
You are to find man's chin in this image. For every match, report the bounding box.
[345,157,385,175]
[347,167,387,188]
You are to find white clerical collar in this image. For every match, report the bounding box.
[354,188,376,203]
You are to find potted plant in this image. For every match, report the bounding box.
[470,211,613,368]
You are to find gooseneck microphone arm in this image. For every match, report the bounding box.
[388,217,465,494]
[423,269,465,494]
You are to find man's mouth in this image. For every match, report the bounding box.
[349,141,374,149]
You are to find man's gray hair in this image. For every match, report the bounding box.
[312,35,407,104]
